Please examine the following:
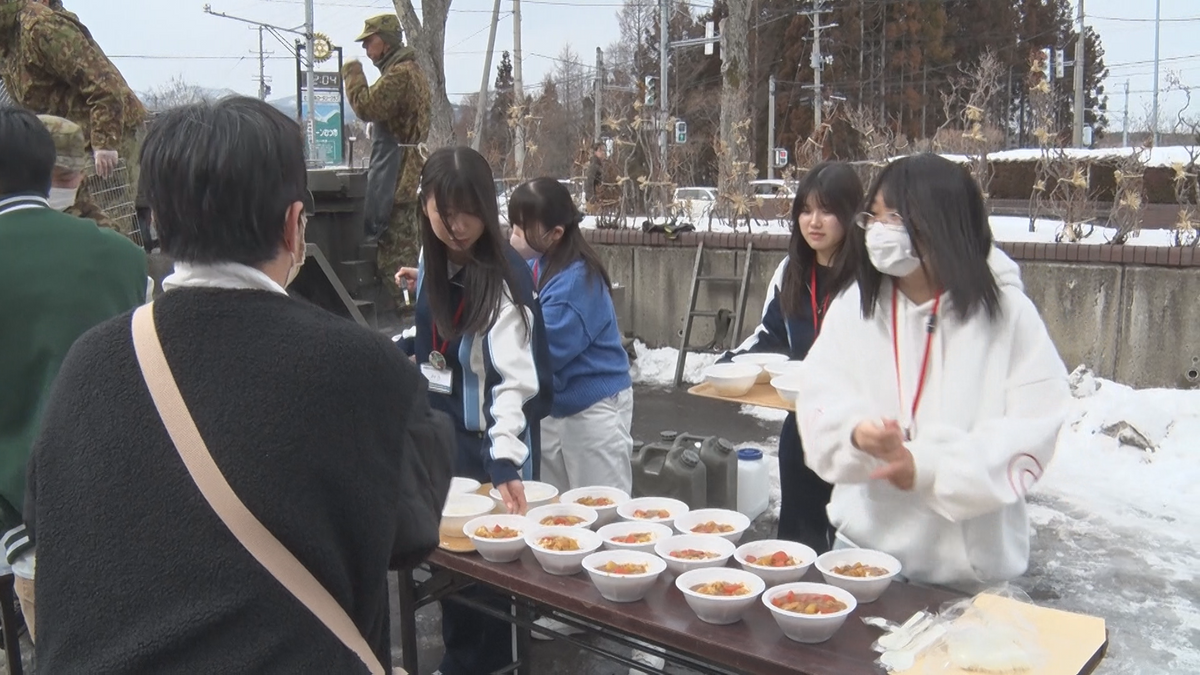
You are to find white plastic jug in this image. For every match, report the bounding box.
[736,448,770,521]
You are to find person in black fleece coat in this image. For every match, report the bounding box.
[22,96,455,673]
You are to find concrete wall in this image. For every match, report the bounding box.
[594,242,1200,390]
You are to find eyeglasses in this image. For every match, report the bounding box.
[854,211,905,231]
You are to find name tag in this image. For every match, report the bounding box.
[420,363,453,395]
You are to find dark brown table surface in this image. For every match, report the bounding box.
[428,548,964,675]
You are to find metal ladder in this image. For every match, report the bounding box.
[673,240,754,386]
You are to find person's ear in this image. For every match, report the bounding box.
[547,225,565,245]
[284,200,305,254]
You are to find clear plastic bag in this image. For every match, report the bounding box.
[866,585,1046,674]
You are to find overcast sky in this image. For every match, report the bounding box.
[60,0,1200,133]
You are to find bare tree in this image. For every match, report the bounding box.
[393,0,455,148]
[717,1,751,197]
[933,52,1006,199]
[141,75,214,112]
[1108,148,1148,244]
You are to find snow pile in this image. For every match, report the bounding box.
[628,340,719,387]
[941,145,1200,168]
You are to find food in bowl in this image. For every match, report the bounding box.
[576,496,615,507]
[474,524,521,539]
[745,551,799,568]
[595,561,650,575]
[691,581,752,597]
[771,591,849,615]
[611,532,654,544]
[670,548,720,560]
[633,508,671,520]
[540,515,586,527]
[536,535,580,551]
[832,562,889,578]
[690,521,735,534]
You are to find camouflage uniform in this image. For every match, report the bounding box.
[0,0,146,235]
[38,114,116,229]
[343,14,431,305]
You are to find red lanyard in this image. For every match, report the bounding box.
[532,259,540,287]
[891,285,940,439]
[431,299,466,355]
[809,267,830,334]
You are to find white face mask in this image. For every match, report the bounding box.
[47,186,78,211]
[865,222,922,277]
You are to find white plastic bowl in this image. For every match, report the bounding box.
[672,508,752,544]
[732,353,791,383]
[762,581,858,643]
[764,360,804,380]
[440,493,496,539]
[617,497,690,526]
[676,567,766,625]
[489,480,559,511]
[815,548,902,603]
[597,521,675,554]
[463,514,530,563]
[702,363,760,397]
[654,534,736,576]
[449,477,482,495]
[770,374,804,404]
[526,503,600,530]
[734,539,817,586]
[560,486,630,527]
[525,526,603,576]
[582,550,667,603]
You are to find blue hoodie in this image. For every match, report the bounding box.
[534,258,632,418]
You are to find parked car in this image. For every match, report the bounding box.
[748,179,796,200]
[674,186,718,224]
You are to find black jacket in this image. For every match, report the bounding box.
[25,287,453,674]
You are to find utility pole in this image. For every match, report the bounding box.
[658,0,669,177]
[512,0,526,179]
[807,0,833,130]
[253,25,272,100]
[1072,0,1085,147]
[304,0,316,160]
[767,74,777,180]
[471,0,503,152]
[594,47,604,142]
[1151,0,1162,146]
[1123,79,1130,147]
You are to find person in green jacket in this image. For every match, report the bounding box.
[0,106,147,562]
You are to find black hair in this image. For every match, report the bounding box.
[779,161,862,318]
[508,177,613,292]
[0,107,55,197]
[419,146,532,339]
[139,96,308,266]
[855,153,1000,321]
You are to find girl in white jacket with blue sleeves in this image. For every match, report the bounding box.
[794,154,1071,592]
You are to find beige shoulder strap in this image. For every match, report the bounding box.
[131,304,388,675]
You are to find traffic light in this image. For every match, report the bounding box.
[644,76,658,107]
[675,120,687,144]
[1038,47,1052,83]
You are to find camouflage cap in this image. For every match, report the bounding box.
[37,114,88,172]
[355,13,401,42]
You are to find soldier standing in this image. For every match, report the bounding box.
[0,0,146,236]
[38,114,116,228]
[342,13,431,311]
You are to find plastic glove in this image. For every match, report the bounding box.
[93,149,119,178]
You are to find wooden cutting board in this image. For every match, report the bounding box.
[687,382,794,411]
[896,593,1107,675]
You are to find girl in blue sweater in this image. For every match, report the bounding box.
[396,148,552,675]
[723,162,862,554]
[508,177,634,494]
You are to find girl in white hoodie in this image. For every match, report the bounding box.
[794,153,1070,591]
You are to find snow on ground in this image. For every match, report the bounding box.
[631,346,1200,674]
[583,214,1181,246]
[628,340,719,387]
[940,145,1200,168]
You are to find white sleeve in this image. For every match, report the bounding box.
[729,257,787,354]
[481,292,541,470]
[906,297,1070,522]
[793,288,882,483]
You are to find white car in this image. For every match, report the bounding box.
[674,186,718,223]
[748,179,796,200]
